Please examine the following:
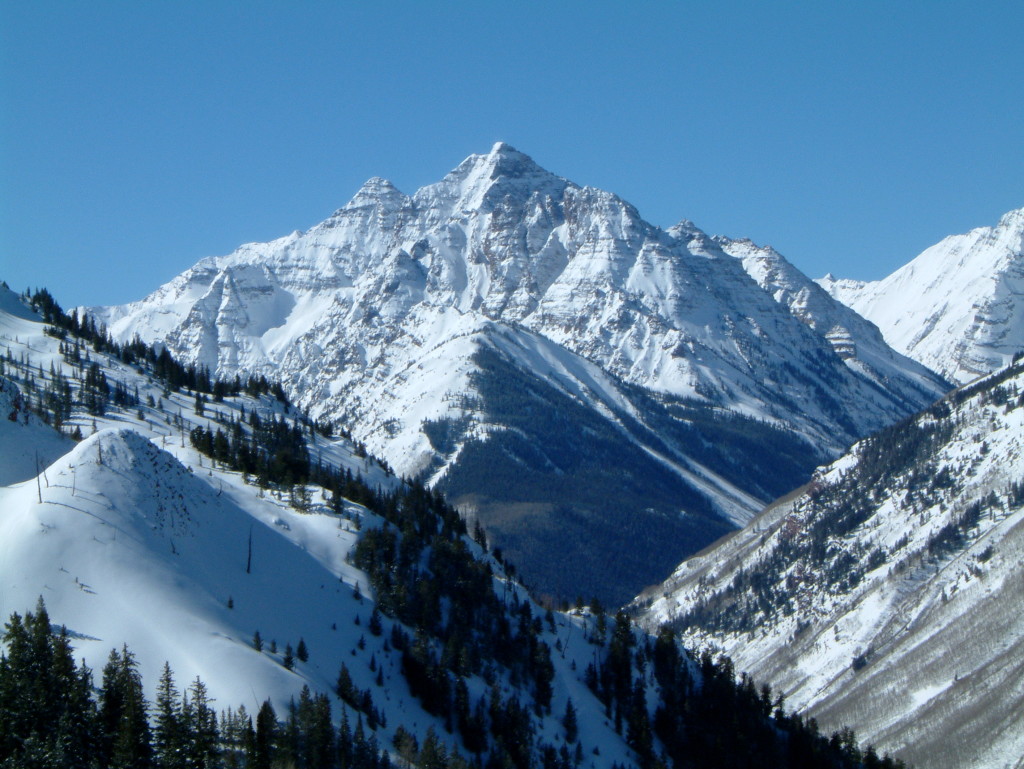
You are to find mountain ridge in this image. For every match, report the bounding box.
[633,356,1024,769]
[819,206,1024,384]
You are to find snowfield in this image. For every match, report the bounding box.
[819,206,1024,385]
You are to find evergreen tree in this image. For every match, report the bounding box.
[418,727,448,769]
[101,645,153,769]
[254,700,277,769]
[368,607,383,636]
[337,708,354,769]
[563,697,578,744]
[0,599,99,768]
[154,662,186,769]
[392,725,418,769]
[184,676,219,768]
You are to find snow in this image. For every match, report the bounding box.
[0,427,368,714]
[910,682,950,708]
[84,145,947,494]
[0,297,641,767]
[819,207,1024,384]
[635,359,1024,769]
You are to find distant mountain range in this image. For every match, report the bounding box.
[819,207,1024,384]
[85,143,947,606]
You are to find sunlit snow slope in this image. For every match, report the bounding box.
[820,207,1024,384]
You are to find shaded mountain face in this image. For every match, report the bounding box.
[819,207,1024,384]
[634,357,1024,769]
[86,143,947,605]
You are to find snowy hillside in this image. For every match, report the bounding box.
[83,144,948,605]
[634,357,1024,769]
[0,285,644,767]
[0,287,895,769]
[819,207,1024,384]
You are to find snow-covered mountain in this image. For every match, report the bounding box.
[633,356,1024,769]
[85,144,948,605]
[819,207,1024,384]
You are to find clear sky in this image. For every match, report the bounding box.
[2,1,1022,308]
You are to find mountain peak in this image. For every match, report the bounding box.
[349,176,405,202]
[417,143,568,211]
[668,219,707,241]
[330,177,411,221]
[471,141,547,181]
[489,140,518,156]
[997,205,1024,234]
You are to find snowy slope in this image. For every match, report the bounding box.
[634,358,1024,769]
[717,235,949,404]
[0,289,643,767]
[819,207,1024,384]
[0,289,75,484]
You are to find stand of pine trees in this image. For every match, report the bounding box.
[1,599,907,769]
[575,614,908,769]
[0,600,402,769]
[15,288,311,438]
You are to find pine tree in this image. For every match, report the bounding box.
[254,700,277,769]
[368,606,383,636]
[418,727,448,769]
[101,645,153,769]
[184,676,219,768]
[337,708,353,769]
[296,637,309,663]
[154,662,186,769]
[563,697,578,744]
[392,725,418,768]
[336,663,357,707]
[283,643,295,670]
[0,600,99,768]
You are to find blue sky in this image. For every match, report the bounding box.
[2,1,1022,307]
